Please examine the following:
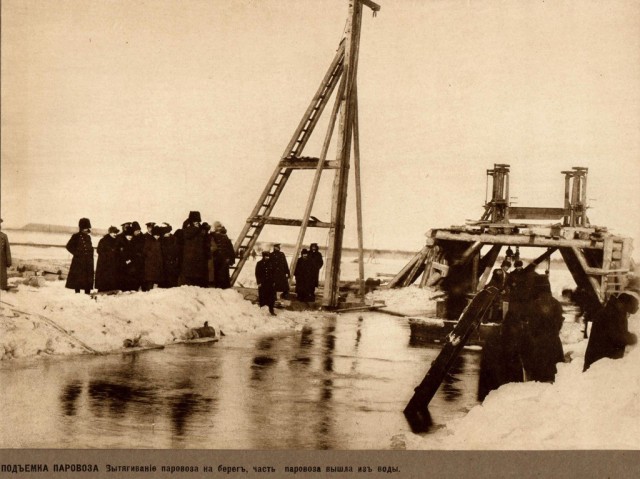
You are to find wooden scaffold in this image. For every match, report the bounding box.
[229,0,381,308]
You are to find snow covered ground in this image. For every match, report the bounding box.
[1,238,639,449]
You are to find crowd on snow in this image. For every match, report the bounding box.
[63,211,236,295]
[472,256,640,400]
[59,211,325,315]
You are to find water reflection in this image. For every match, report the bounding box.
[441,356,465,402]
[1,313,482,449]
[60,381,83,416]
[168,391,213,437]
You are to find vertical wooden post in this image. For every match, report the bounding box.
[352,87,366,298]
[323,0,364,308]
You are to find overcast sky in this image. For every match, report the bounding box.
[2,0,639,251]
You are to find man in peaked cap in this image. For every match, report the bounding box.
[256,251,277,315]
[271,243,290,299]
[584,275,639,371]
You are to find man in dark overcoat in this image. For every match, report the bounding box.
[294,249,315,302]
[116,224,140,291]
[520,274,565,382]
[256,251,276,315]
[95,226,120,292]
[181,211,208,286]
[65,217,94,294]
[0,218,11,291]
[583,278,639,371]
[211,223,236,289]
[270,243,290,299]
[142,226,164,290]
[308,243,324,299]
[159,223,180,288]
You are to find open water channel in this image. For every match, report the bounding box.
[1,312,481,449]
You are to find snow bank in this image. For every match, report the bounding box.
[1,279,320,360]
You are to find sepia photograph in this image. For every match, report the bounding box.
[1,0,640,475]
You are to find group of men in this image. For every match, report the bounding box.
[478,259,569,400]
[478,258,640,400]
[64,211,236,294]
[255,243,323,315]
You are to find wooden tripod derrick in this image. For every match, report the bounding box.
[230,0,381,309]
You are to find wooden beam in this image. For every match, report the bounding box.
[508,207,567,220]
[560,247,603,309]
[433,230,604,249]
[278,159,340,169]
[249,216,332,228]
[352,85,366,298]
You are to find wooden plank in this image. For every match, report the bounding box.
[352,87,366,298]
[508,206,567,220]
[559,248,602,309]
[433,230,604,249]
[278,159,340,169]
[248,216,332,228]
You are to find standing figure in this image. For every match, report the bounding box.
[142,226,164,290]
[251,249,257,261]
[255,251,276,315]
[65,218,94,294]
[271,243,290,299]
[117,224,140,291]
[0,218,12,291]
[294,249,315,301]
[583,278,639,372]
[159,223,180,288]
[520,274,565,382]
[211,223,235,289]
[180,211,208,286]
[308,243,324,299]
[131,221,145,290]
[95,226,120,292]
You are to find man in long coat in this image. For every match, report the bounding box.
[256,251,276,315]
[294,249,315,302]
[520,274,565,382]
[142,226,164,290]
[270,243,290,299]
[159,223,180,288]
[65,217,94,294]
[95,226,120,292]
[0,219,12,291]
[181,211,208,286]
[584,280,639,371]
[116,224,140,292]
[211,223,236,289]
[308,243,324,299]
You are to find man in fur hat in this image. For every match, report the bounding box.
[584,276,640,371]
[307,243,323,300]
[180,211,208,286]
[65,218,94,294]
[159,223,180,288]
[0,218,12,291]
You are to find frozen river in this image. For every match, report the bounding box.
[1,312,481,449]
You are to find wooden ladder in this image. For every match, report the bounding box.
[229,44,346,285]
